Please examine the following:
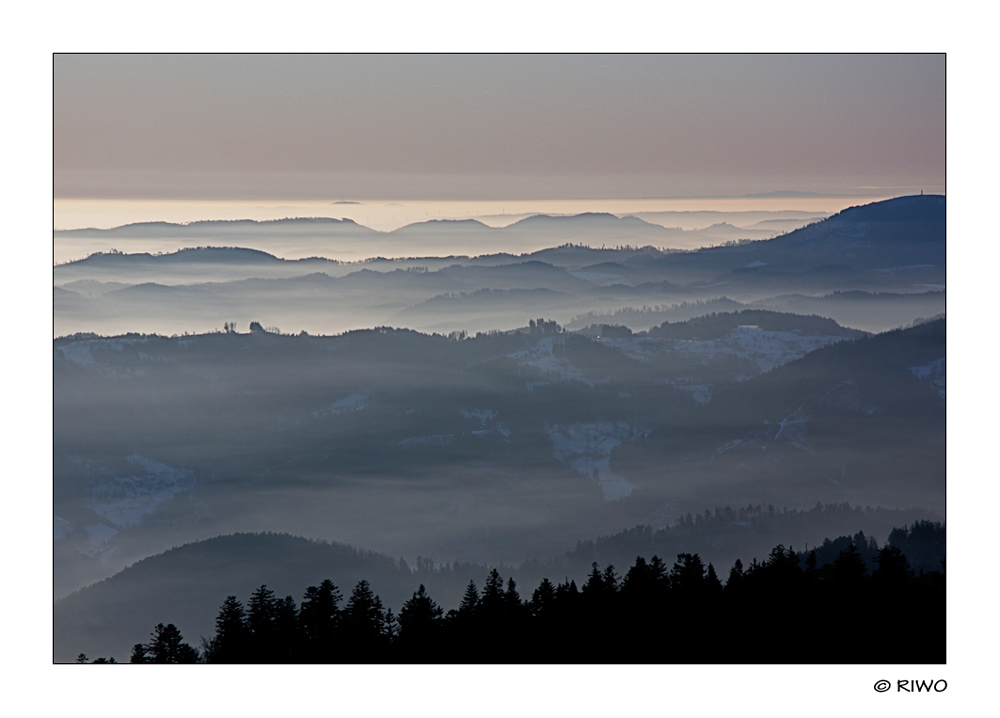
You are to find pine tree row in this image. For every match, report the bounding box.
[80,542,944,664]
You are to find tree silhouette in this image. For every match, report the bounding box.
[204,596,249,663]
[109,534,944,664]
[342,580,390,659]
[479,568,505,619]
[398,583,444,651]
[246,584,280,660]
[504,577,522,617]
[130,623,199,663]
[832,544,868,586]
[873,545,914,588]
[705,563,724,596]
[274,595,299,661]
[458,580,480,618]
[726,558,745,592]
[299,580,341,661]
[582,562,606,596]
[530,577,556,617]
[670,553,706,595]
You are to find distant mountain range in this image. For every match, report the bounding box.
[54,209,791,265]
[54,195,945,338]
[56,216,377,238]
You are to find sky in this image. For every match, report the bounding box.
[54,54,945,204]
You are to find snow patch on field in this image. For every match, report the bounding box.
[910,358,946,399]
[90,455,196,527]
[772,407,812,451]
[314,392,369,417]
[715,439,743,455]
[462,409,511,438]
[80,524,119,557]
[549,421,649,501]
[56,337,155,378]
[597,329,842,373]
[54,515,73,541]
[472,426,511,438]
[462,409,496,427]
[399,434,454,447]
[671,327,847,373]
[510,336,594,386]
[675,383,712,404]
[596,336,659,364]
[57,343,95,365]
[873,263,934,273]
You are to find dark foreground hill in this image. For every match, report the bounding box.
[55,533,417,663]
[56,502,943,663]
[60,516,944,664]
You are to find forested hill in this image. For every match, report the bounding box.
[635,193,945,281]
[645,309,867,340]
[79,523,944,664]
[57,509,943,663]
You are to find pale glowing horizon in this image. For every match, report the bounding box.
[55,193,911,234]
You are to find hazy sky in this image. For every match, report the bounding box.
[55,54,944,201]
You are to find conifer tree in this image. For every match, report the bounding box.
[129,643,147,664]
[299,580,341,660]
[582,562,605,596]
[832,544,868,586]
[670,553,706,594]
[398,584,444,642]
[622,556,649,596]
[726,558,745,592]
[480,568,505,618]
[246,585,280,660]
[555,578,579,602]
[705,563,723,595]
[273,595,299,662]
[132,623,199,663]
[530,578,556,617]
[503,577,522,616]
[458,580,480,618]
[204,596,249,663]
[648,555,670,592]
[804,551,818,579]
[342,580,390,656]
[602,565,619,594]
[872,545,913,588]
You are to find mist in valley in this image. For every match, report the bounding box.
[53,195,947,664]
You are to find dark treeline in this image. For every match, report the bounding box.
[527,507,944,585]
[89,533,943,664]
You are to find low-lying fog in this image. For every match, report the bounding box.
[53,196,945,611]
[54,198,945,339]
